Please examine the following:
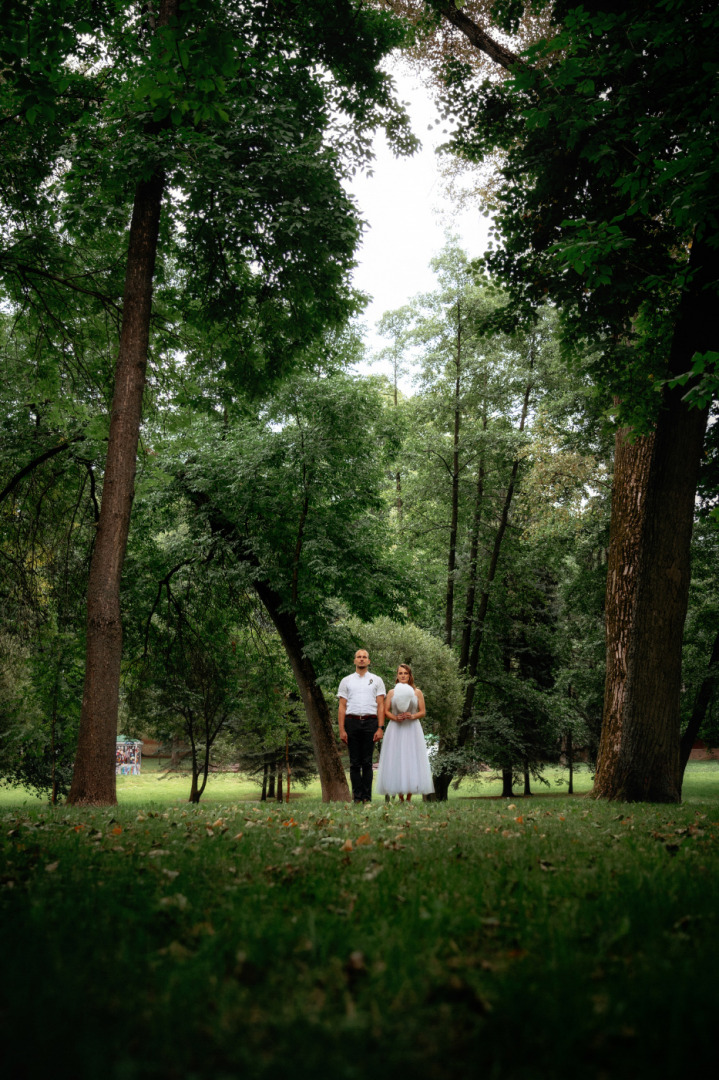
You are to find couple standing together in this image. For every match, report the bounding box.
[337,649,435,803]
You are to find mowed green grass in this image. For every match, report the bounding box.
[1,764,718,1079]
[0,756,599,809]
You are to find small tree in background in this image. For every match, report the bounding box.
[126,560,246,803]
[344,616,466,767]
[0,626,83,803]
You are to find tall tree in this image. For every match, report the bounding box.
[378,245,562,798]
[427,0,719,800]
[151,368,403,800]
[0,0,412,803]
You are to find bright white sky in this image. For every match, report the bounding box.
[346,61,492,376]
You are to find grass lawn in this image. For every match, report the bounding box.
[0,757,611,809]
[1,763,718,1078]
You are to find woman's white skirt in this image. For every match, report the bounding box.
[375,719,435,796]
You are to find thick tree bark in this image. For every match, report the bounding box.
[594,235,715,801]
[594,428,654,792]
[501,769,514,798]
[523,762,531,797]
[679,626,719,781]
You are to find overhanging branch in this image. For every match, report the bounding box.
[0,435,86,505]
[437,2,522,72]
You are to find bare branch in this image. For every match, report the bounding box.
[0,435,85,506]
[142,559,196,658]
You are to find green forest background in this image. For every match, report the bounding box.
[1,0,718,807]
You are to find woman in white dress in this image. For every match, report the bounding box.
[375,664,435,801]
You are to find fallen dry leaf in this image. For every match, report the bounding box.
[159,940,193,961]
[159,893,189,910]
[363,862,382,881]
[191,921,215,937]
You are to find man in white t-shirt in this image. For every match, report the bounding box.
[337,649,386,803]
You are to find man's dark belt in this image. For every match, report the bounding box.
[345,714,377,720]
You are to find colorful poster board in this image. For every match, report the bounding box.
[116,737,142,776]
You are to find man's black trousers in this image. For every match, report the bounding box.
[345,714,378,802]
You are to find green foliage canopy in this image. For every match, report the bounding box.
[439,0,719,418]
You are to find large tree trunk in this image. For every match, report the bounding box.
[68,0,178,806]
[593,428,654,793]
[432,773,453,802]
[188,723,201,803]
[679,625,719,781]
[68,170,166,806]
[594,235,715,802]
[253,579,351,802]
[185,495,352,802]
